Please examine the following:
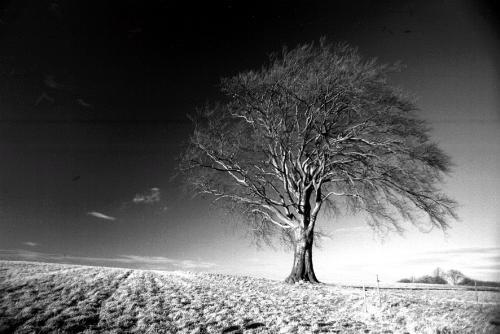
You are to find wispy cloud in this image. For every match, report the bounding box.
[0,249,43,260]
[23,241,38,247]
[421,247,500,257]
[314,246,500,283]
[133,187,160,204]
[333,226,371,233]
[398,247,500,271]
[174,259,216,269]
[388,247,500,281]
[467,263,500,271]
[87,211,116,221]
[120,255,175,264]
[0,249,216,271]
[119,255,216,269]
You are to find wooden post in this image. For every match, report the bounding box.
[376,274,381,306]
[475,280,477,302]
[362,283,367,312]
[475,280,480,310]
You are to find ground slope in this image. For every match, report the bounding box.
[0,261,499,333]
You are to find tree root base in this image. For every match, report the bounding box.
[284,275,320,284]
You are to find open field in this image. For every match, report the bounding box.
[1,261,499,333]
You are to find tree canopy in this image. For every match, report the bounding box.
[179,40,458,282]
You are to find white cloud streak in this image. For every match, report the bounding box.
[333,226,371,233]
[174,260,217,269]
[133,187,160,204]
[327,246,500,282]
[0,249,216,271]
[119,255,216,269]
[87,211,116,221]
[23,241,38,247]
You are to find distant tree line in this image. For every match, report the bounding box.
[398,268,500,287]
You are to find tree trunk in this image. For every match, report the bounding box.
[285,228,319,284]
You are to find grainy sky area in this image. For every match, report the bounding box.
[0,0,499,283]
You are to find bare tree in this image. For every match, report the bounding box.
[179,40,458,283]
[433,267,443,279]
[446,269,465,285]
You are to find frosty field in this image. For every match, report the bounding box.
[1,261,499,333]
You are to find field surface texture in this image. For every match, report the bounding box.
[1,261,499,333]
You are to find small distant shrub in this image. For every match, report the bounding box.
[414,275,447,284]
[397,278,412,283]
[433,276,448,284]
[458,277,475,286]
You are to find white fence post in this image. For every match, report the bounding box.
[474,280,481,311]
[376,274,381,307]
[362,283,367,312]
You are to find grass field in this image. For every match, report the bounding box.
[1,261,499,333]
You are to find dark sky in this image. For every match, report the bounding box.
[1,0,499,282]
